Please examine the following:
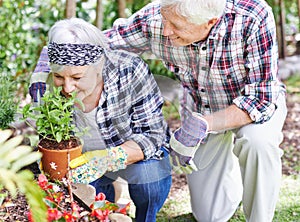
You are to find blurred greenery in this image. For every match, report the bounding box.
[0,0,65,97]
[283,73,300,94]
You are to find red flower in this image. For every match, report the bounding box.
[71,202,81,218]
[63,212,73,222]
[27,210,33,222]
[95,192,106,201]
[47,208,62,221]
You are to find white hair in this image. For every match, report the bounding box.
[160,0,226,25]
[48,18,108,72]
[48,17,108,48]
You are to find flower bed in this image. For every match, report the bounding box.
[1,174,131,222]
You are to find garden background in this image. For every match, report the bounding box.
[0,0,299,221]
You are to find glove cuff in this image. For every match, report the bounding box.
[69,150,107,168]
[106,146,128,172]
[170,131,199,157]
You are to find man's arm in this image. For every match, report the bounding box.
[204,105,253,132]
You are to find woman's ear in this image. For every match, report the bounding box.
[207,18,218,28]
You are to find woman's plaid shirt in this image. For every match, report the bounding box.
[105,0,286,124]
[96,50,168,159]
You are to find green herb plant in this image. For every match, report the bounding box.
[0,75,19,130]
[22,86,84,143]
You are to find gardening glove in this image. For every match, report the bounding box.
[29,46,51,103]
[29,82,47,103]
[169,111,208,174]
[69,146,128,184]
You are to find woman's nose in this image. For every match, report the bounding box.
[63,79,76,94]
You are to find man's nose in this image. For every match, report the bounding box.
[162,22,174,36]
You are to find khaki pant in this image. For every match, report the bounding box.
[188,94,287,222]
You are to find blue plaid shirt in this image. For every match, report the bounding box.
[96,50,168,159]
[104,0,286,123]
[31,48,168,160]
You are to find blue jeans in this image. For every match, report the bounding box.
[90,148,172,222]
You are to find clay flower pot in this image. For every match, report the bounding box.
[39,144,82,181]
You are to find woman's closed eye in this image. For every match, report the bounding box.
[53,74,63,79]
[73,77,81,81]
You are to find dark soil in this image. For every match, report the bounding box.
[39,137,81,150]
[1,92,299,221]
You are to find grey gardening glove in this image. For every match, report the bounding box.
[169,111,208,174]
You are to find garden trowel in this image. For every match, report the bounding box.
[72,183,96,211]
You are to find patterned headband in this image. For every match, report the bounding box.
[48,42,104,66]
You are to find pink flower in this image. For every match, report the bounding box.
[38,174,48,189]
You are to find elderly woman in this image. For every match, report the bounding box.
[33,18,171,222]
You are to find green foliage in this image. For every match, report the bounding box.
[0,129,47,222]
[146,59,175,79]
[22,86,83,143]
[0,75,19,129]
[129,0,152,14]
[283,74,300,94]
[162,101,180,121]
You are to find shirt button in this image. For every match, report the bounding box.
[201,67,206,71]
[202,46,207,50]
[204,104,210,108]
[200,88,205,92]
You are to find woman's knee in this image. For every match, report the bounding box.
[129,175,171,206]
[128,175,171,221]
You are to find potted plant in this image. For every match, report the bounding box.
[22,86,83,181]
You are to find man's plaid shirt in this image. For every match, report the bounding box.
[31,48,168,160]
[104,0,286,124]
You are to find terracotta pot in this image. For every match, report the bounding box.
[38,144,82,181]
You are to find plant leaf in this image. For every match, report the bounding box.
[4,145,33,163]
[0,129,13,144]
[0,135,23,158]
[11,152,42,172]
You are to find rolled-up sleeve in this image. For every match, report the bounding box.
[127,57,167,159]
[233,9,284,124]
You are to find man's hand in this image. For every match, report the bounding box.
[169,111,208,173]
[69,146,128,184]
[29,46,50,103]
[29,82,47,103]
